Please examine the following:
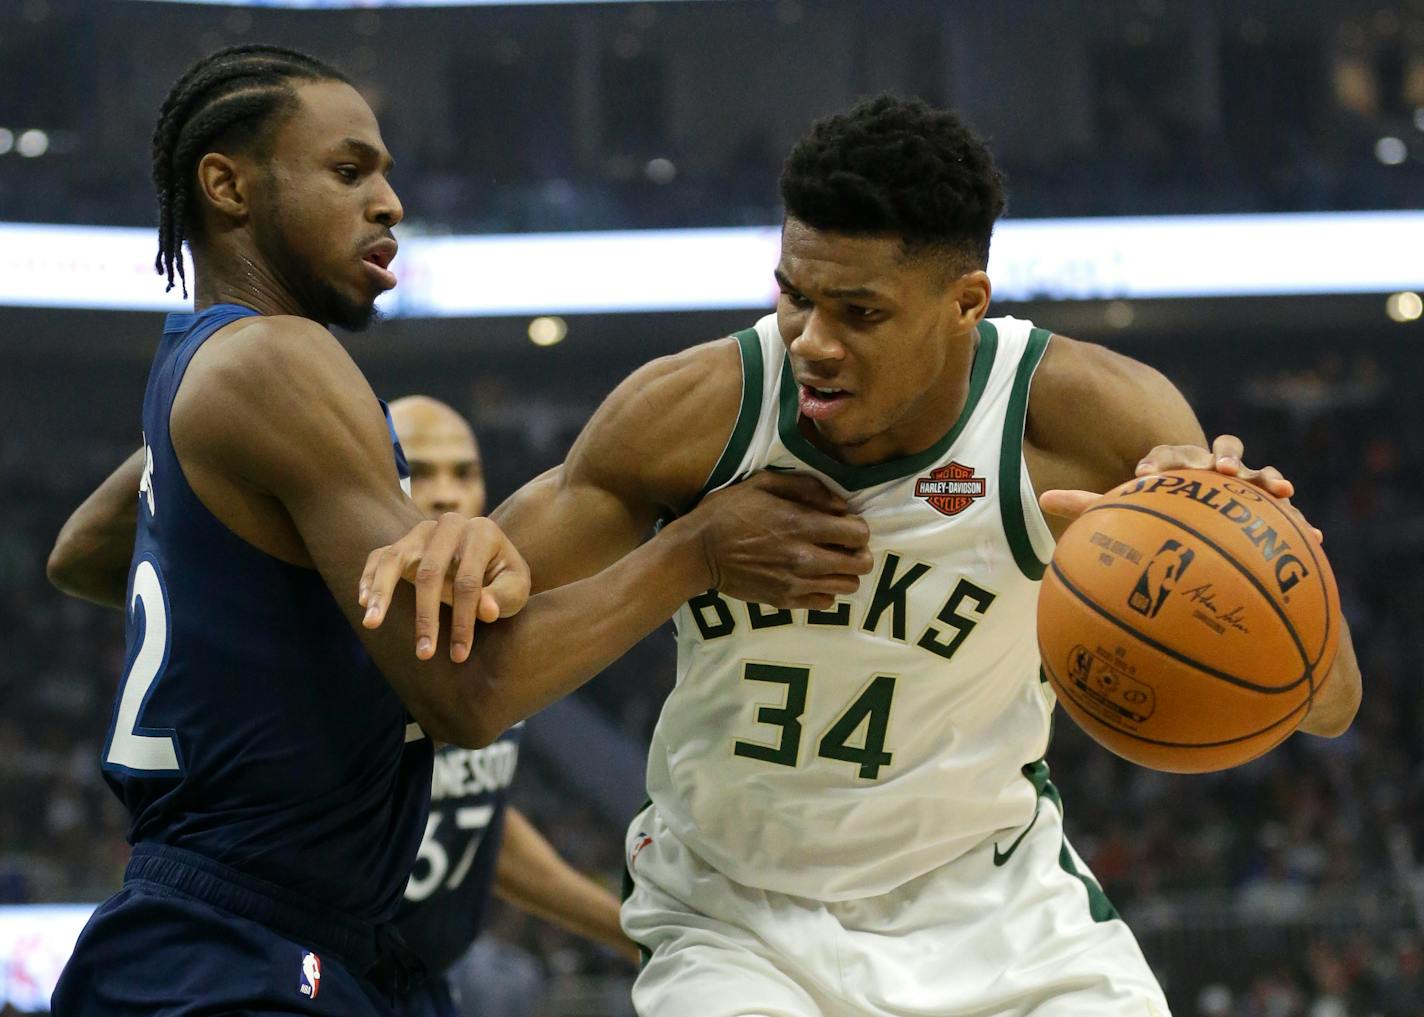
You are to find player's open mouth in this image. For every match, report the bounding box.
[360,240,399,291]
[799,383,851,421]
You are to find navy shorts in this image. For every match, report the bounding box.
[52,844,427,1017]
[391,973,461,1017]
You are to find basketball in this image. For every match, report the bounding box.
[1038,469,1341,773]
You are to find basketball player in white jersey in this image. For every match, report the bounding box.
[363,95,1362,1016]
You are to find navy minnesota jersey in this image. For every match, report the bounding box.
[103,303,433,923]
[396,725,523,974]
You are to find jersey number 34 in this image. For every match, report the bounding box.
[732,578,993,780]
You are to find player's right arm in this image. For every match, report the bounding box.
[180,320,868,748]
[361,336,875,721]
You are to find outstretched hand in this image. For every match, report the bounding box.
[1038,434,1323,542]
[358,514,532,662]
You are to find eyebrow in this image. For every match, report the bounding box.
[340,137,395,173]
[774,269,882,301]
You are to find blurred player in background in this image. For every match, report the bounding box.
[45,45,868,1017]
[387,395,637,1017]
[365,95,1364,1017]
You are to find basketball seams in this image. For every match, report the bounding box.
[1206,476,1335,671]
[1268,496,1336,671]
[1079,501,1313,680]
[1047,651,1311,753]
[1046,560,1309,696]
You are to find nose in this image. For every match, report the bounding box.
[371,175,404,228]
[787,308,845,364]
[428,479,462,514]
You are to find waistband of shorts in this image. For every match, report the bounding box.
[124,842,401,976]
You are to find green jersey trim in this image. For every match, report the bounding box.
[1012,754,1121,923]
[774,320,999,492]
[999,327,1052,580]
[1059,840,1120,923]
[697,328,766,501]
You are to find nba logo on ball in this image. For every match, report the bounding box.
[299,951,321,999]
[1127,540,1195,618]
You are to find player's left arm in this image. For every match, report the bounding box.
[493,807,640,965]
[47,448,144,608]
[1026,334,1361,738]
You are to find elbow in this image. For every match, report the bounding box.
[1300,669,1362,739]
[46,531,84,596]
[435,680,518,750]
[440,717,503,751]
[418,708,499,750]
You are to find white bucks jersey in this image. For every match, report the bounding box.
[646,314,1059,901]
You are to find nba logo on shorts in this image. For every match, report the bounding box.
[630,831,653,868]
[299,950,321,999]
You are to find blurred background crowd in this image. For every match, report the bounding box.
[2,1,1424,1015]
[3,0,1424,229]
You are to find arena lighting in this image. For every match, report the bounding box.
[527,315,568,346]
[130,1,707,7]
[2,212,1423,314]
[0,128,13,156]
[1386,291,1423,323]
[645,157,678,184]
[16,129,49,158]
[1374,136,1408,166]
[1103,300,1134,329]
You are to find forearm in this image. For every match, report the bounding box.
[460,517,706,738]
[47,448,144,609]
[495,808,637,961]
[1298,622,1361,738]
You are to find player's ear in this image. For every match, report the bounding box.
[950,269,991,329]
[195,152,250,225]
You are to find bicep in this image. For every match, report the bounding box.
[492,341,741,593]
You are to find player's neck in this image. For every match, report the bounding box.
[192,249,316,323]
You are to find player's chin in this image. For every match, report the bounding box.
[813,413,870,447]
[328,292,382,333]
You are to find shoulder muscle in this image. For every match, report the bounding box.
[1026,334,1206,495]
[565,335,746,514]
[172,315,396,503]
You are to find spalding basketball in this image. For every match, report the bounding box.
[1038,468,1340,773]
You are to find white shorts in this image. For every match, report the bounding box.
[621,801,1171,1017]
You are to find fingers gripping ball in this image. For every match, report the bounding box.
[1038,469,1341,773]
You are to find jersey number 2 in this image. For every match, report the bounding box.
[105,559,181,773]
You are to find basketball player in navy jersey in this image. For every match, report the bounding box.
[44,46,870,1017]
[387,395,636,1017]
[54,394,638,1017]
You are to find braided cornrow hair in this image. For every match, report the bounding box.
[151,45,349,296]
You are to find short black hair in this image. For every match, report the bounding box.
[151,45,349,296]
[779,94,1006,270]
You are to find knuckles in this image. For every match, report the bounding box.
[452,574,484,595]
